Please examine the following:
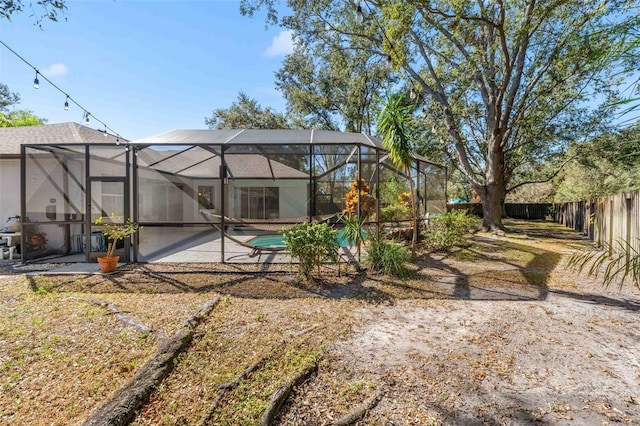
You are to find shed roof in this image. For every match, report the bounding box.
[0,122,124,157]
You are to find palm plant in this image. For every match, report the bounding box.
[377,92,418,255]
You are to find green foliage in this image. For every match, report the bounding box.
[380,204,411,222]
[423,210,480,251]
[365,240,411,278]
[0,83,46,127]
[281,222,339,279]
[553,124,640,202]
[0,110,45,127]
[95,214,140,258]
[339,214,367,249]
[379,176,409,206]
[205,91,290,130]
[567,239,640,290]
[377,92,419,253]
[0,0,67,26]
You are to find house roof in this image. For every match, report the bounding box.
[138,148,309,179]
[0,122,125,157]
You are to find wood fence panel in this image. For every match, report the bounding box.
[554,189,640,256]
[447,203,551,220]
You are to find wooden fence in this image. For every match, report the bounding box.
[554,190,640,256]
[448,203,551,220]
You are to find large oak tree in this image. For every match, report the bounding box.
[241,0,637,230]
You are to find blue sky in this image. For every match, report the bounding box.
[0,0,294,140]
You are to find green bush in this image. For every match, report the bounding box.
[380,204,411,222]
[365,240,412,278]
[423,210,480,251]
[281,222,339,279]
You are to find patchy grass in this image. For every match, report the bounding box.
[0,220,628,424]
[0,277,157,425]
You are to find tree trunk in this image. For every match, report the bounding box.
[407,166,418,256]
[479,184,505,231]
[472,133,507,231]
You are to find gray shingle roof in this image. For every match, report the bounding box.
[0,122,125,157]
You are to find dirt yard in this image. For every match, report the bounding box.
[1,220,639,425]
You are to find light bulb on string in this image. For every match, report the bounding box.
[410,87,417,100]
[116,137,120,146]
[84,111,90,125]
[355,5,364,24]
[421,107,428,118]
[103,125,108,136]
[386,54,393,67]
[64,95,69,111]
[33,71,39,89]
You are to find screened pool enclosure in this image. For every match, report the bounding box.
[21,129,446,263]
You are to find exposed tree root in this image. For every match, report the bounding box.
[83,297,220,426]
[199,342,285,426]
[331,390,384,426]
[80,297,155,338]
[260,357,320,426]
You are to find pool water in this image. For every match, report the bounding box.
[247,229,355,248]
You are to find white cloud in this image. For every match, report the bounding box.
[40,63,68,77]
[264,30,294,57]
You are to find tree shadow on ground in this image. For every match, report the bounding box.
[550,288,640,312]
[26,221,586,304]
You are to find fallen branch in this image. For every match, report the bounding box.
[83,297,220,426]
[260,357,320,426]
[199,342,285,426]
[331,390,384,426]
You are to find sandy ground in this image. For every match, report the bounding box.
[280,276,640,425]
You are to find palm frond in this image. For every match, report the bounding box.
[567,239,640,289]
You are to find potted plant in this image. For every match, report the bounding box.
[94,214,139,273]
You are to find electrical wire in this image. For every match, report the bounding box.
[0,39,124,140]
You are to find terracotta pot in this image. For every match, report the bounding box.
[97,256,119,273]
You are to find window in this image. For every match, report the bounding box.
[234,186,279,219]
[138,180,184,222]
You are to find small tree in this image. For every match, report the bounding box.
[95,214,140,258]
[281,222,339,280]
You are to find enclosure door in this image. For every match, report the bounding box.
[87,178,128,261]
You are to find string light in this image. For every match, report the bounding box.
[0,39,124,141]
[410,87,417,100]
[355,4,364,24]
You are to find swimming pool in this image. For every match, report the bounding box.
[246,229,355,248]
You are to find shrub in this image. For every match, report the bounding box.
[281,222,339,279]
[380,204,411,222]
[365,240,411,278]
[423,210,480,251]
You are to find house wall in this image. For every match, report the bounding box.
[0,159,20,226]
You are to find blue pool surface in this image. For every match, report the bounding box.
[247,229,355,248]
